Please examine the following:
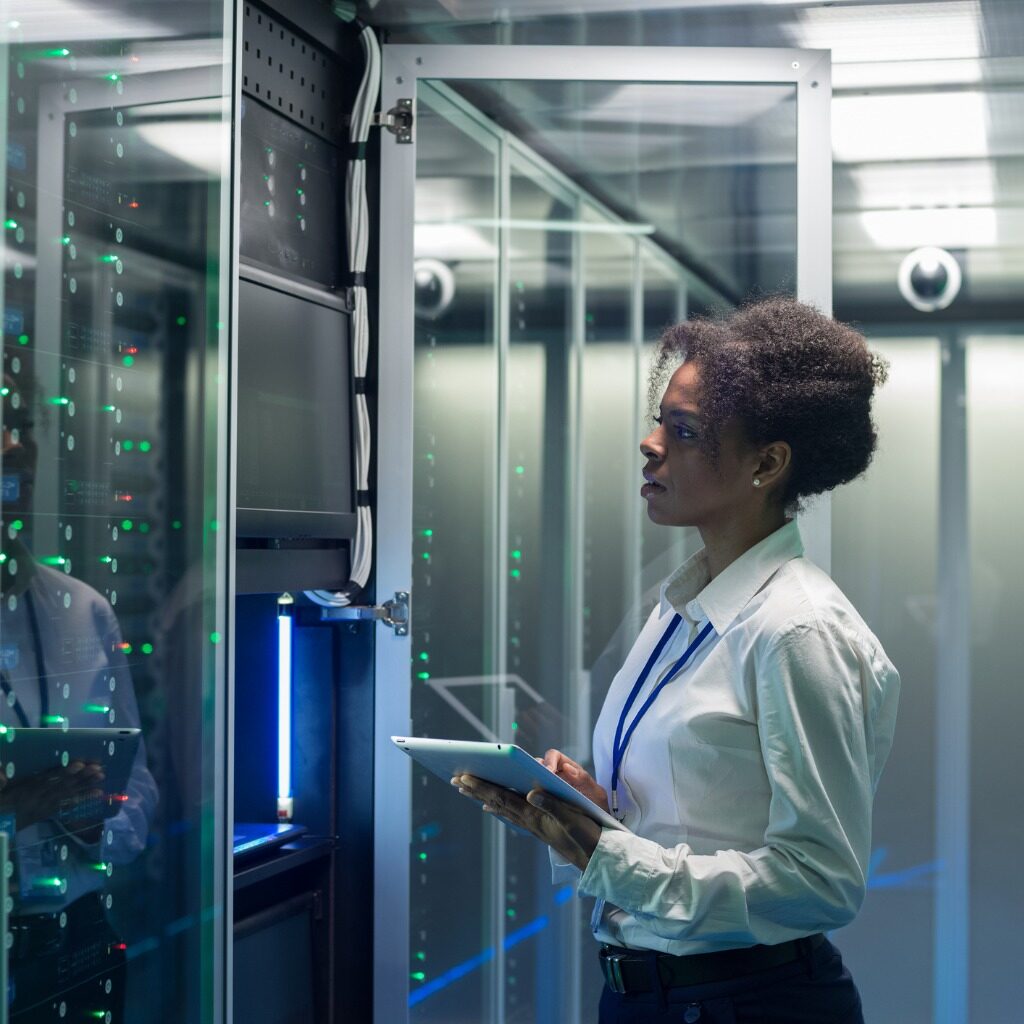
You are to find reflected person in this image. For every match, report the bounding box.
[1,374,158,1019]
[455,298,900,1024]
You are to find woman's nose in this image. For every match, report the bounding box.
[640,431,663,460]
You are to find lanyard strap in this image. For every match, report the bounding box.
[610,616,715,814]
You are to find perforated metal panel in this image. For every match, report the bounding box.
[242,1,345,143]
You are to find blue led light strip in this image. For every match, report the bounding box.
[277,609,293,813]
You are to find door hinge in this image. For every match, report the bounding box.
[372,98,414,143]
[317,590,410,635]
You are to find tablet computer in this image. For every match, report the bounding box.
[392,736,627,832]
[1,726,141,800]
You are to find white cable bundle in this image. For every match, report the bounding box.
[306,22,380,609]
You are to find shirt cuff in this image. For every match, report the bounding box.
[578,828,664,912]
[549,846,582,885]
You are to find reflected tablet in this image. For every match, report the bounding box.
[1,727,141,799]
[391,736,627,832]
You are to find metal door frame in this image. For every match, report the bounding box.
[374,44,832,1024]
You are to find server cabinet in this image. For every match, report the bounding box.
[1,5,234,1022]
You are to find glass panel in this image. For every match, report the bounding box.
[410,86,499,1024]
[1,8,230,1022]
[407,77,798,1023]
[830,338,941,1023]
[966,335,1024,1022]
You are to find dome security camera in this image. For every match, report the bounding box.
[413,258,456,320]
[897,246,962,313]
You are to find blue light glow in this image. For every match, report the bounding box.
[277,610,292,803]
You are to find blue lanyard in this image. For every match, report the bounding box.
[610,614,715,816]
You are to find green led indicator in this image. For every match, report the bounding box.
[41,715,66,726]
[421,552,430,561]
[296,188,304,195]
[0,554,6,564]
[4,219,17,230]
[47,396,70,405]
[91,861,110,872]
[139,440,151,452]
[411,972,426,982]
[586,312,595,324]
[418,652,429,662]
[17,334,29,345]
[40,556,66,566]
[416,671,430,681]
[515,465,525,475]
[34,876,65,888]
[122,440,134,451]
[511,549,522,559]
[511,722,518,730]
[172,520,182,530]
[415,951,426,962]
[209,519,220,531]
[61,235,71,245]
[105,72,120,81]
[99,556,112,564]
[121,519,133,530]
[176,315,187,326]
[510,569,521,579]
[121,643,133,654]
[83,704,110,714]
[506,909,517,919]
[139,522,150,534]
[210,632,222,644]
[417,852,427,861]
[103,404,116,412]
[422,529,433,537]
[264,200,271,207]
[0,387,8,397]
[11,520,23,531]
[46,48,71,57]
[425,452,435,463]
[122,355,134,367]
[141,643,153,655]
[101,253,118,263]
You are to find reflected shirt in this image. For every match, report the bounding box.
[1,564,157,914]
[559,518,900,954]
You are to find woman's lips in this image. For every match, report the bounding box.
[641,480,666,498]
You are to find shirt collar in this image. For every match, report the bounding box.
[658,519,804,634]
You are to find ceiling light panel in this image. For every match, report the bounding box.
[796,1,983,64]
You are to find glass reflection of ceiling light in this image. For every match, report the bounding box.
[861,207,997,250]
[414,223,498,262]
[2,1,174,42]
[67,38,224,75]
[570,83,793,129]
[796,1,982,64]
[832,92,988,164]
[417,218,654,236]
[134,121,226,177]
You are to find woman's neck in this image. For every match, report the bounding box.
[699,511,789,581]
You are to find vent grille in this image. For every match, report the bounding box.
[242,2,343,143]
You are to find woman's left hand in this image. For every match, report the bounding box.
[452,774,602,871]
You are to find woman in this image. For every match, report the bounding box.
[454,296,899,1023]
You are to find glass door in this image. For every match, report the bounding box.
[375,45,831,1024]
[1,7,233,1022]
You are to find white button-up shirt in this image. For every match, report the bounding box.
[563,518,900,954]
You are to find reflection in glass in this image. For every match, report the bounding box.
[2,8,229,1021]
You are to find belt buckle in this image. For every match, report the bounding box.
[601,950,629,994]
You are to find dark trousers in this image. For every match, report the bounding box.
[598,937,864,1024]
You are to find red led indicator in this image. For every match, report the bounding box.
[115,493,134,502]
[118,642,131,652]
[128,200,140,209]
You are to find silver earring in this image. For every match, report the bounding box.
[753,478,761,487]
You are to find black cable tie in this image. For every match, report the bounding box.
[345,141,368,161]
[353,377,368,395]
[356,489,372,507]
[346,271,367,288]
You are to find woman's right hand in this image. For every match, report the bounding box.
[536,749,610,813]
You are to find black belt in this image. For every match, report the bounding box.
[599,933,826,993]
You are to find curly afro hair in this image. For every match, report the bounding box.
[647,296,889,512]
